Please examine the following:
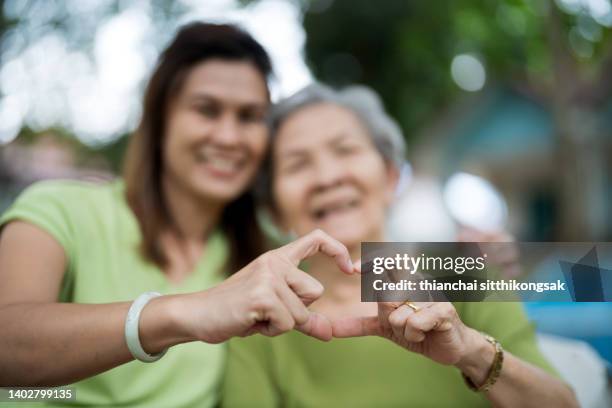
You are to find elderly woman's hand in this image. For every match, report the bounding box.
[457,227,522,279]
[333,301,494,381]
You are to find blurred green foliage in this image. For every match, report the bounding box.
[300,0,612,144]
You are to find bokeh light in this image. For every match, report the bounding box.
[443,172,508,232]
[450,54,486,92]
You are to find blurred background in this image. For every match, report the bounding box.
[0,0,610,405]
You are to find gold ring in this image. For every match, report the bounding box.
[404,301,420,312]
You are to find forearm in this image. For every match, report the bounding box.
[485,352,577,408]
[0,295,191,387]
[458,329,578,408]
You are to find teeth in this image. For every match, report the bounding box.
[313,199,359,220]
[208,157,237,172]
[197,149,241,172]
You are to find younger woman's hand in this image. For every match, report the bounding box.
[176,229,358,344]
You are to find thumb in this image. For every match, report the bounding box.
[332,316,381,338]
[295,312,333,341]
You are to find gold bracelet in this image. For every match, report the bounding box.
[461,333,504,392]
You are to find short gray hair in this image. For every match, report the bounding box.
[270,83,406,168]
[258,82,406,208]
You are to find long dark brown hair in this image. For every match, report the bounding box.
[123,22,272,273]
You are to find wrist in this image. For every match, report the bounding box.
[139,294,196,354]
[455,328,496,385]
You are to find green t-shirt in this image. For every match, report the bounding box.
[222,302,560,408]
[0,180,228,408]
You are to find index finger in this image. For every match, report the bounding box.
[277,229,355,274]
[377,301,403,332]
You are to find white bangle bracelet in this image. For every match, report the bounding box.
[124,291,168,363]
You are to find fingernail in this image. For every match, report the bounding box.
[316,281,324,293]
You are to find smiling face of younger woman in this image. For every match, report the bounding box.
[163,58,270,204]
[272,102,398,249]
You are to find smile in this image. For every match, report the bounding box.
[195,148,246,176]
[311,198,361,221]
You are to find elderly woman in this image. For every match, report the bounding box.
[221,84,578,407]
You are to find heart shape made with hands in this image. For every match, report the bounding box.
[266,229,465,365]
[248,229,358,342]
[275,232,420,343]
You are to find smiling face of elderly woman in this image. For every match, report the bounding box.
[271,102,398,248]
